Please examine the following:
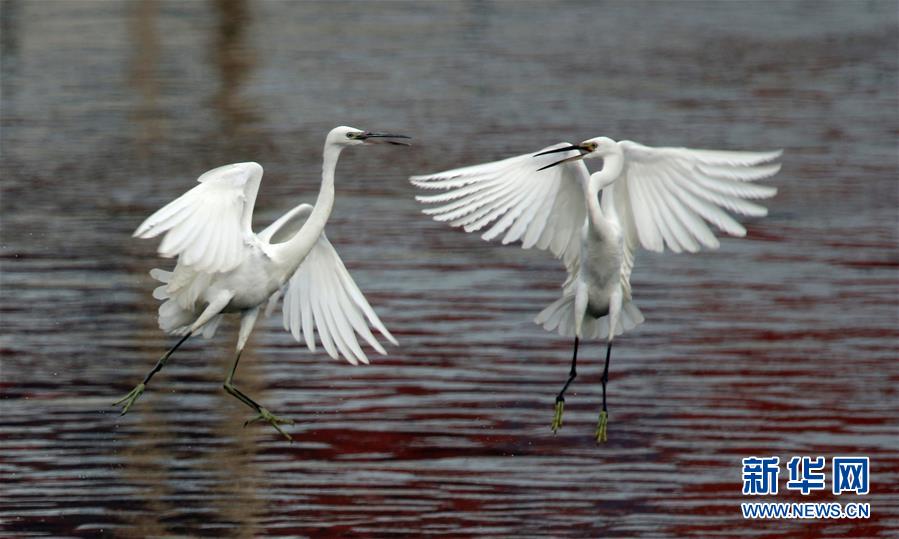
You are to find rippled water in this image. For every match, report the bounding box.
[2,1,897,537]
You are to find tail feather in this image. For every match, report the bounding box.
[156,299,221,338]
[621,301,645,330]
[149,268,173,283]
[152,285,169,300]
[158,299,195,335]
[535,295,570,331]
[152,266,221,339]
[536,295,644,339]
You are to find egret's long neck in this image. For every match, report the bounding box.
[307,143,340,232]
[275,142,341,268]
[586,153,624,230]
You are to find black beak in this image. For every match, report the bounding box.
[359,132,412,146]
[534,144,588,171]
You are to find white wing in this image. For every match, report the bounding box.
[262,204,397,366]
[411,143,589,266]
[134,162,263,274]
[258,203,314,318]
[613,141,781,254]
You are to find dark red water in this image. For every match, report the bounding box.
[2,1,897,537]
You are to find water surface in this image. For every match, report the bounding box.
[1,1,897,537]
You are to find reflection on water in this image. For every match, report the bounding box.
[211,0,258,139]
[1,1,897,537]
[129,0,163,155]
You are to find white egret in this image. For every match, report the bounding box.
[411,136,780,441]
[115,126,410,441]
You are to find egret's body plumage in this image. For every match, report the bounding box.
[116,126,409,439]
[412,136,780,440]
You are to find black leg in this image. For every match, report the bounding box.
[223,350,264,411]
[600,340,612,413]
[557,337,579,402]
[596,340,613,443]
[551,337,579,433]
[222,349,293,441]
[114,331,193,414]
[144,332,193,386]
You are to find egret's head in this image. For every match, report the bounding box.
[534,136,619,171]
[579,136,619,156]
[327,125,411,148]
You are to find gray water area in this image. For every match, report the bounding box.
[1,1,897,537]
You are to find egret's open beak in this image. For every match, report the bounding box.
[359,132,412,146]
[534,144,589,171]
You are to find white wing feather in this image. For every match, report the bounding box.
[134,162,263,273]
[411,143,589,266]
[616,141,780,254]
[258,202,311,245]
[262,204,396,365]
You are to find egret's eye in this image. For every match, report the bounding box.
[584,142,598,152]
[346,132,355,139]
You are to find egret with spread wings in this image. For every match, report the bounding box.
[115,126,410,440]
[411,136,780,441]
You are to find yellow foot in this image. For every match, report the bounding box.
[595,410,609,443]
[551,399,565,434]
[112,383,146,415]
[245,407,294,442]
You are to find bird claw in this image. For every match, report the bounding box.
[551,399,565,434]
[244,407,294,442]
[595,410,609,443]
[113,383,146,415]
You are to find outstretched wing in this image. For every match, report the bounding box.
[263,204,397,365]
[134,162,264,274]
[613,141,781,254]
[410,143,589,266]
[258,203,313,318]
[258,202,312,244]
